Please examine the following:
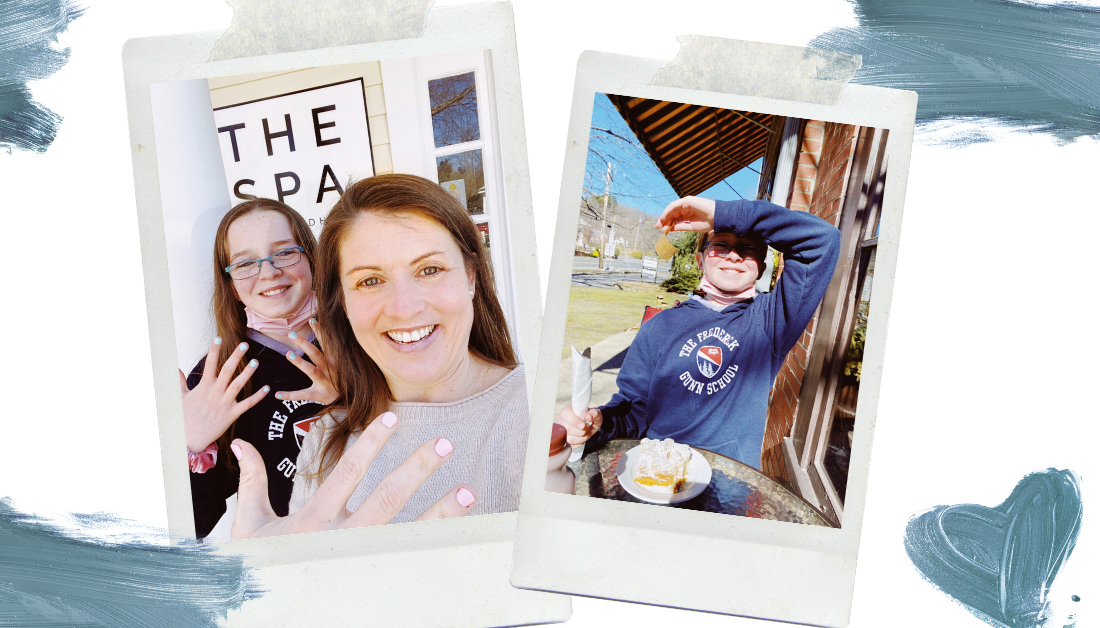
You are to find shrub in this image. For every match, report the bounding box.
[661,268,700,294]
[630,250,643,259]
[660,232,701,294]
[843,325,866,381]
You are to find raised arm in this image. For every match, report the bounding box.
[181,338,269,454]
[713,199,841,354]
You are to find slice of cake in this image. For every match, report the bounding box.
[633,438,691,494]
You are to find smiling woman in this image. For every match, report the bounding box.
[227,175,529,538]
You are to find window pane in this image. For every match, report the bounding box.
[437,149,485,216]
[824,246,876,504]
[429,72,480,148]
[476,222,490,252]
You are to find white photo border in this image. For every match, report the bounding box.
[123,3,567,626]
[511,49,917,628]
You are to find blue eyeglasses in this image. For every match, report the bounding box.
[224,247,304,280]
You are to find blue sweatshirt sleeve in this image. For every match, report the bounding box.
[713,199,841,356]
[588,322,658,449]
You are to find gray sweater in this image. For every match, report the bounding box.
[289,366,529,522]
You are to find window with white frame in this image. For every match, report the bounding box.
[380,50,520,358]
[783,126,890,527]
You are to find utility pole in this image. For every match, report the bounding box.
[598,162,611,270]
[633,215,643,252]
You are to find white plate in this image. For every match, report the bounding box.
[615,445,713,504]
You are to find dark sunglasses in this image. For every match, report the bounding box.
[703,240,764,259]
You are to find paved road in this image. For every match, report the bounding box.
[571,256,671,288]
[573,256,670,273]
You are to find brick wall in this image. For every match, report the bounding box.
[760,121,858,484]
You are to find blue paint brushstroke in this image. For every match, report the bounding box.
[0,498,264,627]
[904,469,1083,628]
[810,0,1100,144]
[0,0,85,153]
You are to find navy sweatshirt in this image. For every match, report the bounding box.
[587,199,841,468]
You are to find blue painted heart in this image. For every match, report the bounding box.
[904,469,1082,628]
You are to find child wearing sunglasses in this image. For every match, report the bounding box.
[556,196,841,469]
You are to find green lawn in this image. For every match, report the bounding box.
[561,282,691,359]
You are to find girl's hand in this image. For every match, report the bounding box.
[655,196,717,234]
[554,405,603,447]
[276,318,338,405]
[180,338,269,453]
[230,412,476,539]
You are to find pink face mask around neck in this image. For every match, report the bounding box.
[244,292,317,335]
[698,275,756,306]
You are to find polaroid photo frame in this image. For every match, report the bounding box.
[512,47,917,627]
[123,2,568,626]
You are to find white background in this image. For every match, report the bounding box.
[1,1,1095,627]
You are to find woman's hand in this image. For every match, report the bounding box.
[230,412,477,539]
[655,196,717,234]
[276,318,338,405]
[179,338,269,453]
[555,405,603,447]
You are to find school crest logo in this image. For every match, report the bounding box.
[696,346,722,378]
[293,417,320,449]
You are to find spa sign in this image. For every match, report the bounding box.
[213,79,375,231]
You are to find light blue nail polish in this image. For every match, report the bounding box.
[263,386,270,393]
[287,352,297,359]
[248,359,258,368]
[275,392,282,399]
[214,337,222,345]
[238,342,248,351]
[289,331,297,339]
[309,318,316,324]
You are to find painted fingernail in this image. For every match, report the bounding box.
[214,337,222,345]
[434,438,454,457]
[380,412,397,428]
[262,385,270,393]
[238,342,248,351]
[289,331,297,339]
[456,487,475,508]
[275,392,282,399]
[248,359,258,368]
[309,318,316,324]
[287,351,296,360]
[230,443,242,460]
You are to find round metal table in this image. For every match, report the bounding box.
[569,439,835,527]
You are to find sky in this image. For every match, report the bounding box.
[583,92,762,215]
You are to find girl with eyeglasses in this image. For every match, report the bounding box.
[180,197,337,540]
[555,196,841,470]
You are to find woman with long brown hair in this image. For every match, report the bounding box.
[228,175,529,538]
[180,197,337,539]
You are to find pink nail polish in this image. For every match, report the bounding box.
[380,412,397,428]
[230,443,243,460]
[456,487,475,508]
[435,438,454,457]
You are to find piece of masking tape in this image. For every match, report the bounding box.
[650,35,862,106]
[209,0,434,61]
